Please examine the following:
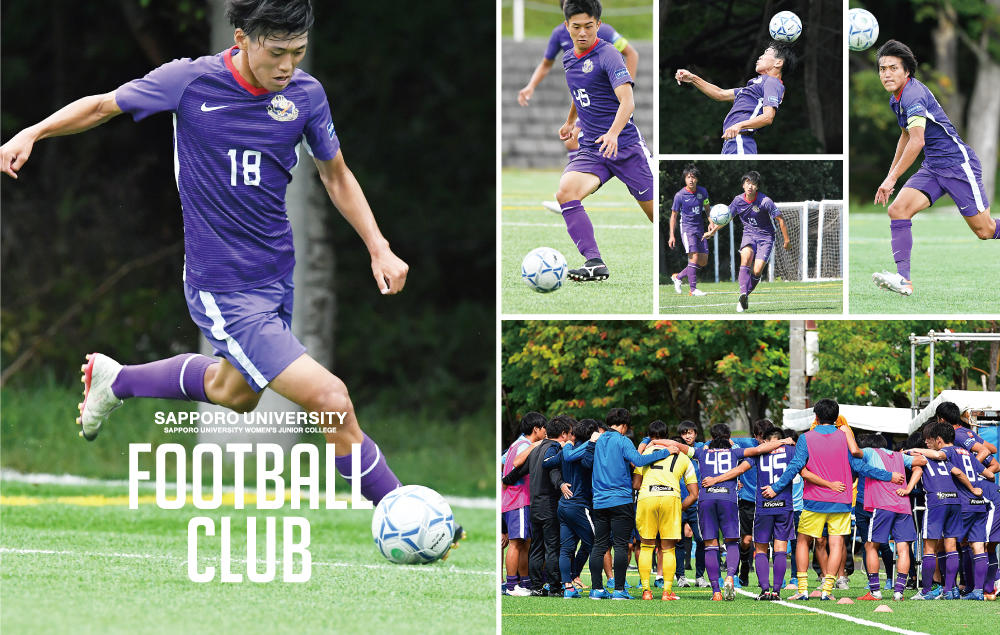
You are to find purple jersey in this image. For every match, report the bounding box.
[694,446,747,503]
[954,426,992,462]
[672,186,710,230]
[544,23,626,60]
[941,445,989,513]
[751,445,794,515]
[918,455,961,508]
[563,40,642,151]
[115,47,341,292]
[728,193,781,236]
[890,77,979,171]
[721,75,784,135]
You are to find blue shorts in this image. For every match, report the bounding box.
[903,159,990,216]
[721,135,757,155]
[868,508,917,544]
[185,273,306,392]
[504,507,531,541]
[680,224,708,255]
[922,503,963,540]
[565,143,654,202]
[699,498,739,541]
[740,231,776,264]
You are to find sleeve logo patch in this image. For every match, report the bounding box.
[614,67,630,80]
[266,95,299,122]
[327,122,336,139]
[905,105,924,117]
[768,96,780,105]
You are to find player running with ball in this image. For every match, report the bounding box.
[703,171,790,313]
[555,0,654,283]
[668,165,710,297]
[871,40,999,296]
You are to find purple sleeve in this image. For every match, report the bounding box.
[700,187,710,206]
[603,48,633,89]
[544,26,563,60]
[672,190,683,211]
[597,23,623,46]
[115,58,203,121]
[728,196,741,217]
[763,77,784,110]
[766,197,782,219]
[900,84,927,119]
[300,79,341,161]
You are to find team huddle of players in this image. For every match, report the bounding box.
[501,400,1000,602]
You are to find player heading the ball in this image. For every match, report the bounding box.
[675,43,795,155]
[870,40,998,297]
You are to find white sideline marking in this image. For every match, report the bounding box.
[0,469,495,510]
[733,588,930,635]
[665,299,840,309]
[504,222,646,230]
[0,547,493,576]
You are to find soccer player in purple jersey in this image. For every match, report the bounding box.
[554,0,654,283]
[703,171,790,313]
[936,401,999,470]
[674,44,793,155]
[870,40,999,297]
[668,165,710,296]
[0,1,430,518]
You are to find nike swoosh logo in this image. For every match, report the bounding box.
[201,103,227,112]
[638,188,649,195]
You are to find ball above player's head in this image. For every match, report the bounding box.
[769,11,802,43]
[848,8,879,52]
[371,485,455,565]
[709,204,732,227]
[521,247,568,293]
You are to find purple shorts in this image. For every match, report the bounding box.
[902,159,990,217]
[922,503,963,540]
[739,231,776,264]
[753,510,794,543]
[565,143,654,202]
[680,224,708,254]
[504,507,531,541]
[184,272,306,393]
[721,134,757,155]
[867,509,917,544]
[699,498,739,541]
[960,508,989,543]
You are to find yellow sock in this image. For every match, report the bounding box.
[661,546,676,593]
[638,543,654,590]
[797,572,808,594]
[822,574,835,593]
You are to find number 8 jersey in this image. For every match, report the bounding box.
[561,39,642,151]
[115,46,341,292]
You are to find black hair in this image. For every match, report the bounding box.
[682,164,699,180]
[876,39,918,79]
[708,423,731,449]
[677,420,698,436]
[226,0,314,41]
[781,427,799,443]
[520,411,547,436]
[813,398,839,425]
[935,401,961,427]
[768,41,796,74]
[861,433,888,449]
[647,420,669,440]
[741,170,761,187]
[575,418,599,441]
[563,0,602,21]
[763,427,783,441]
[606,407,631,429]
[547,414,575,438]
[926,422,955,444]
[751,418,772,440]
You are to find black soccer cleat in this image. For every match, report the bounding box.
[440,523,467,561]
[737,293,749,313]
[568,258,610,282]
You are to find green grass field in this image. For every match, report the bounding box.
[849,206,1000,314]
[659,280,843,314]
[0,479,495,634]
[502,570,996,634]
[503,169,654,315]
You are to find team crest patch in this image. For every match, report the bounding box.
[267,95,299,122]
[582,59,593,73]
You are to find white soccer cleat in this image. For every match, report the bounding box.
[508,585,532,597]
[671,274,683,294]
[690,289,706,297]
[77,353,124,441]
[542,197,562,215]
[835,576,850,590]
[872,270,913,296]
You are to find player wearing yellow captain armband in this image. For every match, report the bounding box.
[632,420,699,601]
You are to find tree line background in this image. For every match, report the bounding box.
[501,320,1000,448]
[0,1,494,423]
[660,0,843,154]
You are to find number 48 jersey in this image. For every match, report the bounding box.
[693,445,749,503]
[115,46,341,292]
[751,445,794,515]
[562,39,641,151]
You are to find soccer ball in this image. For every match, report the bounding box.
[372,485,455,564]
[848,8,879,52]
[769,11,802,43]
[521,247,567,293]
[709,204,732,227]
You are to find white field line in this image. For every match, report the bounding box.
[663,299,841,309]
[0,469,495,510]
[504,222,646,230]
[733,588,931,635]
[0,547,493,576]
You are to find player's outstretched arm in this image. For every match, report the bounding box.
[798,466,845,492]
[896,465,922,497]
[314,151,408,295]
[0,91,121,179]
[875,127,924,206]
[674,69,734,102]
[702,460,751,487]
[702,220,720,240]
[722,106,775,140]
[518,58,555,106]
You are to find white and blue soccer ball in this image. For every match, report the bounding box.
[848,8,879,52]
[769,11,802,43]
[709,204,732,227]
[372,485,455,564]
[521,247,567,293]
